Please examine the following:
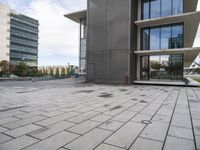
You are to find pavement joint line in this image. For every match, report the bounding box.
[127,87,177,150]
[94,88,172,150]
[187,88,198,150]
[161,88,182,150]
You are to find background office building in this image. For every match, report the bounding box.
[65,0,200,84]
[0,3,39,67]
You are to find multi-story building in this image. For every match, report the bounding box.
[65,11,87,75]
[0,3,39,67]
[65,0,200,84]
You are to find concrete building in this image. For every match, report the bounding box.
[65,0,200,84]
[0,3,39,67]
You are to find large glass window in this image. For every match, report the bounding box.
[173,0,183,15]
[150,28,160,50]
[141,54,183,81]
[161,0,171,17]
[149,55,160,80]
[141,29,149,50]
[150,0,160,19]
[141,56,149,80]
[141,0,183,19]
[171,25,183,48]
[142,0,150,20]
[161,26,171,49]
[141,23,183,50]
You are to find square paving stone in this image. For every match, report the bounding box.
[98,120,124,131]
[168,126,194,140]
[90,114,112,122]
[29,121,75,139]
[163,136,195,150]
[0,135,39,150]
[105,122,145,149]
[24,131,79,150]
[4,124,42,138]
[129,137,163,150]
[95,143,124,150]
[112,110,137,122]
[0,133,12,144]
[65,128,112,150]
[140,121,169,142]
[67,120,100,135]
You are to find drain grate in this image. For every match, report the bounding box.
[141,120,152,124]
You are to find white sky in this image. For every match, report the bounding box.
[1,0,200,66]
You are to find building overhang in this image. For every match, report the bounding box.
[135,11,200,28]
[64,10,87,23]
[135,11,200,48]
[134,47,200,67]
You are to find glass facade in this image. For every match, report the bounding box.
[80,18,87,74]
[141,54,183,80]
[10,12,39,67]
[141,0,183,19]
[141,23,183,50]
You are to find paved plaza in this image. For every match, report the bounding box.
[0,79,200,150]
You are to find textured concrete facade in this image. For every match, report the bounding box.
[87,0,136,83]
[65,0,200,84]
[0,3,10,62]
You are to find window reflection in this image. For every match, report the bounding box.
[141,54,183,81]
[142,0,183,19]
[141,24,183,50]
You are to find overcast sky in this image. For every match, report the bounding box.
[1,0,87,66]
[0,0,200,66]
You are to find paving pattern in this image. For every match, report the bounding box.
[0,79,200,150]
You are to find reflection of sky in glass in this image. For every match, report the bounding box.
[161,27,171,49]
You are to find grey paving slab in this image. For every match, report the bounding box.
[2,115,47,129]
[65,128,112,150]
[94,143,124,150]
[90,114,112,122]
[0,79,198,150]
[98,120,124,131]
[131,114,152,123]
[0,133,12,144]
[15,110,45,119]
[196,136,200,150]
[193,119,200,136]
[0,117,19,125]
[168,126,194,140]
[4,124,42,138]
[29,121,75,139]
[171,113,192,129]
[112,110,137,122]
[67,111,100,123]
[24,131,79,150]
[105,122,145,149]
[0,126,8,132]
[140,121,169,142]
[0,135,39,150]
[163,136,195,150]
[129,137,163,150]
[35,112,79,126]
[42,110,65,117]
[67,120,100,135]
[152,114,171,123]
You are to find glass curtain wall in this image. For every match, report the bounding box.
[141,24,183,50]
[141,54,183,80]
[142,0,183,19]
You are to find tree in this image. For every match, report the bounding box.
[13,62,29,77]
[50,67,54,76]
[61,67,66,76]
[56,67,60,77]
[0,60,9,76]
